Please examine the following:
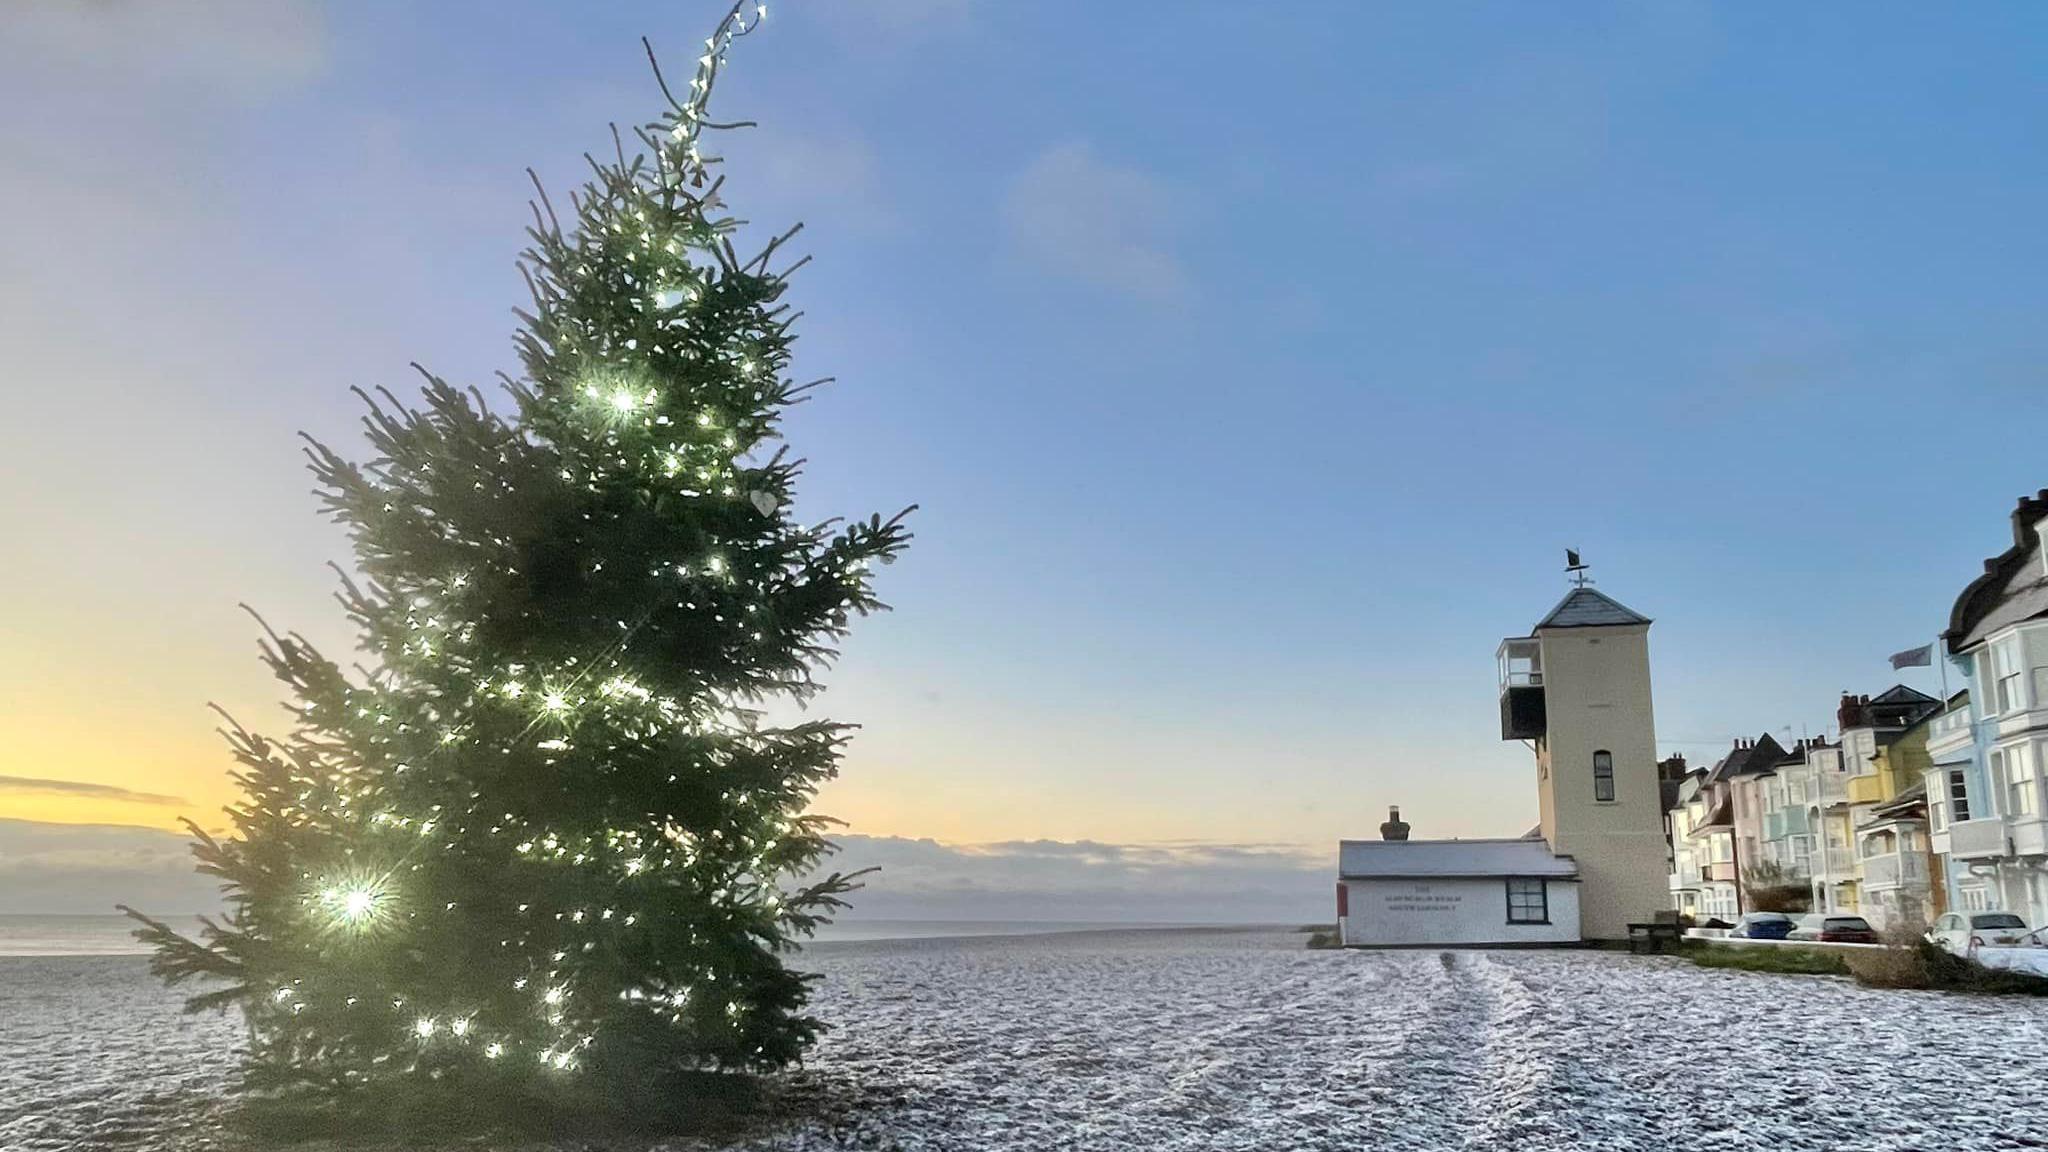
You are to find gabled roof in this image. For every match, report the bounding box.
[1946,488,2048,654]
[1690,796,1734,835]
[1338,838,1578,880]
[1534,587,1651,631]
[1704,733,1791,785]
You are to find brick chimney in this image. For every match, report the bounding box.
[1380,805,1411,842]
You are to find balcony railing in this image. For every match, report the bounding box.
[1930,707,1974,742]
[1860,851,1929,890]
[1821,847,1855,874]
[1949,817,2010,861]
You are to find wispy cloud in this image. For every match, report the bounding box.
[737,128,900,235]
[1001,142,1192,304]
[821,834,1328,923]
[0,0,327,93]
[0,776,187,806]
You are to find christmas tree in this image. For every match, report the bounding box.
[125,2,910,1113]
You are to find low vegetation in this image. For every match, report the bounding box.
[1680,942,1849,976]
[1676,926,2048,995]
[1297,924,1340,949]
[1846,939,2048,995]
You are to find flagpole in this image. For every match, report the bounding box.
[1936,633,1949,702]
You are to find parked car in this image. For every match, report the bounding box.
[1729,912,1796,940]
[1789,914,1878,944]
[1927,911,2030,954]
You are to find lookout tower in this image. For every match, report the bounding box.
[1496,556,1665,939]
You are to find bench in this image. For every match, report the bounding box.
[1626,916,1684,955]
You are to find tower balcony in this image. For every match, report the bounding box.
[1497,636,1546,740]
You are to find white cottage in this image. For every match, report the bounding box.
[1337,816,1582,947]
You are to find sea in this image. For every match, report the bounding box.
[0,914,1182,956]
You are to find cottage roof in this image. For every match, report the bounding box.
[1338,838,1579,880]
[1533,587,1651,631]
[1946,488,2048,653]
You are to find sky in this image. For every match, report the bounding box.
[3,1,2047,921]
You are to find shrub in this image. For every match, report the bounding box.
[1845,934,2048,996]
[1844,941,1931,988]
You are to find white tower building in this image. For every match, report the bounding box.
[1498,575,1666,940]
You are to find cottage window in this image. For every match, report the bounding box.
[1592,750,1615,802]
[1505,878,1548,924]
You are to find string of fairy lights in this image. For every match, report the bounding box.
[228,0,900,1078]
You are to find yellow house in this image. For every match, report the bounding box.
[1838,687,1944,929]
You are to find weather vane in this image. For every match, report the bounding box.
[1566,548,1592,587]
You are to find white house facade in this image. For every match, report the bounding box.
[1337,837,1581,947]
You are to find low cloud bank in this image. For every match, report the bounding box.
[0,821,1334,926]
[0,819,220,916]
[819,835,1330,924]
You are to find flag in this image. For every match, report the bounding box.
[1890,644,1934,669]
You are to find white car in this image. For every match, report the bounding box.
[1927,911,2029,954]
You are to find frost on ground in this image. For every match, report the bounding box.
[9,929,2048,1151]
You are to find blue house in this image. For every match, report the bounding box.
[1927,488,2048,925]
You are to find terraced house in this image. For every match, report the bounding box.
[1836,687,1943,928]
[1673,734,1790,920]
[1756,736,1838,897]
[1927,489,2048,924]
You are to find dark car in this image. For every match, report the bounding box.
[1729,912,1796,940]
[1790,913,1878,944]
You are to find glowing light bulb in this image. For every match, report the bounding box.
[450,1017,471,1037]
[542,692,569,713]
[485,1042,504,1059]
[610,388,638,413]
[342,888,376,921]
[544,987,566,1006]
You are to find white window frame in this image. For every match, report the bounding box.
[1991,635,2026,715]
[2001,743,2038,818]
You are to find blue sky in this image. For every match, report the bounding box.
[3,2,2047,916]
